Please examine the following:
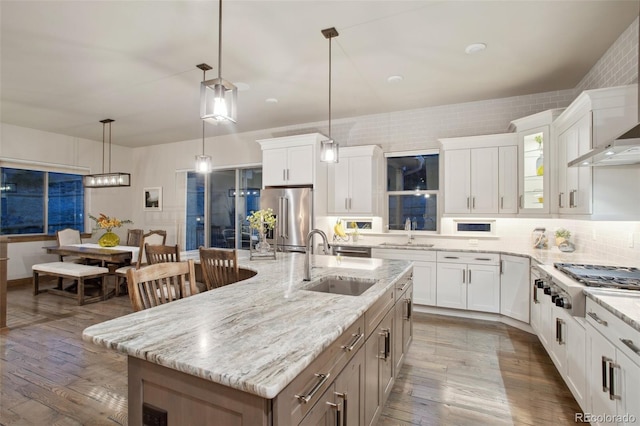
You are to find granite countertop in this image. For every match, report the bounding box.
[584,288,640,333]
[82,251,411,399]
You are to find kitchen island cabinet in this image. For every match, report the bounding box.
[83,251,412,426]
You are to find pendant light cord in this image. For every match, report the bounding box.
[328,35,332,139]
[101,121,106,174]
[108,121,112,174]
[202,67,207,155]
[218,0,223,80]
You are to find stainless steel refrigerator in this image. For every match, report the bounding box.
[260,187,313,253]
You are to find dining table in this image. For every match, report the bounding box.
[45,243,139,265]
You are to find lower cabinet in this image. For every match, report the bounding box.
[436,252,500,313]
[499,254,530,323]
[364,308,394,426]
[586,299,640,426]
[394,282,413,373]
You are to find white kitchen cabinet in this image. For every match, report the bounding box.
[509,109,563,214]
[530,272,542,335]
[499,254,530,323]
[556,113,593,214]
[498,145,518,214]
[436,252,500,313]
[371,248,436,307]
[328,145,383,216]
[258,133,327,187]
[560,309,587,411]
[440,134,517,215]
[586,298,640,426]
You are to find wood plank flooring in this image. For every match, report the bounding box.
[1,285,581,425]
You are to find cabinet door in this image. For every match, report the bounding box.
[329,160,350,214]
[498,145,518,213]
[287,144,314,185]
[530,280,541,334]
[364,310,393,426]
[562,310,586,411]
[262,148,288,186]
[466,264,500,313]
[548,306,567,376]
[574,113,593,214]
[412,261,436,306]
[500,255,530,323]
[538,292,554,350]
[393,285,413,374]
[436,263,467,310]
[518,126,549,213]
[334,347,365,426]
[558,113,592,214]
[470,147,499,214]
[587,323,617,425]
[616,350,640,426]
[348,156,373,214]
[556,128,569,212]
[298,383,338,426]
[444,149,471,214]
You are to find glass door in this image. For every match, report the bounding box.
[518,125,549,213]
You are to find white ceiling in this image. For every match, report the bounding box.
[1,1,637,147]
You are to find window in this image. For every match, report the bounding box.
[1,167,85,235]
[386,152,439,232]
[185,167,262,250]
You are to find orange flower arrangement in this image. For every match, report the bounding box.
[89,213,132,232]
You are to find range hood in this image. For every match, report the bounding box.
[570,11,640,167]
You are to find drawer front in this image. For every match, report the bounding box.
[395,269,413,301]
[364,286,395,338]
[273,316,365,425]
[586,299,640,366]
[371,248,437,262]
[437,251,500,265]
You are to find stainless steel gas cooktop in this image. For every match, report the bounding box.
[554,263,640,290]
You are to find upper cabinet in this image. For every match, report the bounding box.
[552,85,637,216]
[328,145,383,216]
[440,134,517,215]
[510,109,564,215]
[257,133,327,187]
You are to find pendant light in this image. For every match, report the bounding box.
[83,119,131,188]
[196,64,213,173]
[320,27,339,163]
[200,0,237,123]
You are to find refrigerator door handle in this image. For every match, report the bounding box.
[282,196,289,239]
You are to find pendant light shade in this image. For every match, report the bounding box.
[200,0,237,124]
[320,27,339,163]
[83,119,131,188]
[196,64,213,173]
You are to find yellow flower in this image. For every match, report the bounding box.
[89,213,132,232]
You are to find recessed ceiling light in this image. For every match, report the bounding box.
[387,75,404,83]
[465,43,487,54]
[234,82,250,91]
[265,98,278,104]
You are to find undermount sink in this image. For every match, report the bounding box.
[379,242,434,248]
[303,276,377,296]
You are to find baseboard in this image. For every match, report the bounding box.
[413,304,534,334]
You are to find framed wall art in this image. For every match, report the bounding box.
[143,187,162,211]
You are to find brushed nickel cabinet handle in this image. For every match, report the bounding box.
[559,192,564,208]
[466,197,470,209]
[335,392,347,426]
[588,311,608,326]
[602,356,609,392]
[519,194,524,209]
[501,196,504,209]
[609,362,621,401]
[462,269,465,284]
[620,338,640,356]
[472,197,476,209]
[569,189,576,208]
[341,332,364,352]
[325,401,342,426]
[295,373,330,404]
[468,269,471,284]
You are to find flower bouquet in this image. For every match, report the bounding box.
[89,213,133,247]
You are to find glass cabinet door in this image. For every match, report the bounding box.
[518,125,549,213]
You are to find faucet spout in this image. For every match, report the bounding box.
[304,229,330,281]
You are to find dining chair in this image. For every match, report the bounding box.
[126,259,197,311]
[114,230,167,296]
[145,244,181,265]
[55,228,82,262]
[199,246,240,291]
[125,229,144,247]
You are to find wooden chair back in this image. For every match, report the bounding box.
[135,231,167,268]
[125,229,144,247]
[199,246,240,290]
[145,244,181,265]
[126,260,197,311]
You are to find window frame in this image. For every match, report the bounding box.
[384,149,440,234]
[1,164,87,236]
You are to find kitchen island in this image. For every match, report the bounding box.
[83,251,413,425]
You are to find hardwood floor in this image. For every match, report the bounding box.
[1,285,581,425]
